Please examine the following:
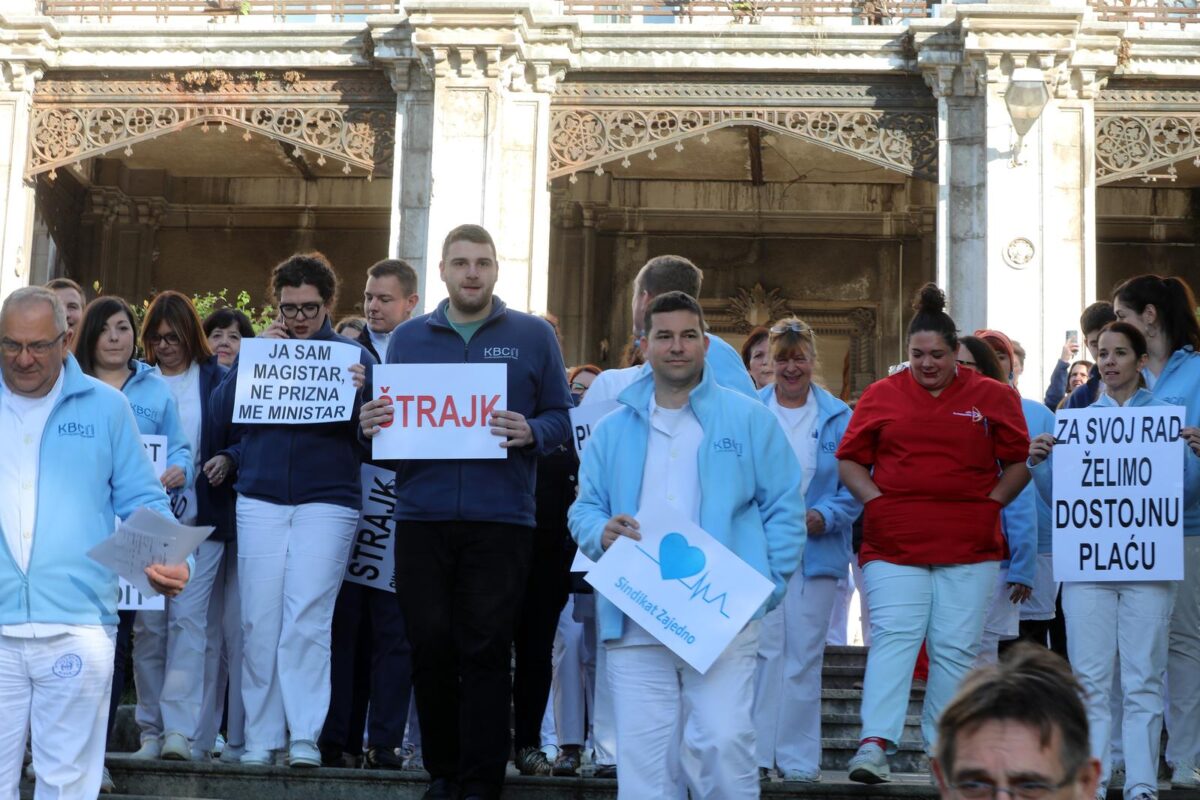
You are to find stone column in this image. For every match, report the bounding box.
[406,5,573,315]
[0,61,43,302]
[916,5,1120,396]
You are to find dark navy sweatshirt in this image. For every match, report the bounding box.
[214,319,376,510]
[375,296,572,528]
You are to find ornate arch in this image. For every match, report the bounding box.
[27,70,395,181]
[548,106,938,182]
[1095,112,1200,185]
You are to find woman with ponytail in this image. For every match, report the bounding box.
[837,284,1032,784]
[1111,274,1200,788]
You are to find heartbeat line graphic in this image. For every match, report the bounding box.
[635,544,731,618]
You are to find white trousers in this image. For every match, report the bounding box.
[194,540,245,753]
[133,538,224,744]
[852,559,871,647]
[974,566,1019,668]
[1064,580,1175,799]
[607,622,760,800]
[592,626,617,766]
[237,496,357,752]
[549,595,594,748]
[1167,537,1200,768]
[752,572,838,773]
[0,628,114,800]
[860,560,998,750]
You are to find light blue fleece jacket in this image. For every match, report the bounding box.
[757,383,861,581]
[122,359,193,483]
[0,355,175,627]
[569,366,807,642]
[1145,347,1200,536]
[1031,388,1200,517]
[994,397,1046,587]
[1022,397,1056,555]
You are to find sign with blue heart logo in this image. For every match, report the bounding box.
[658,533,706,581]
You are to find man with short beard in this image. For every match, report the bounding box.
[360,225,572,800]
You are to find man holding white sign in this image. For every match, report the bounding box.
[569,291,805,800]
[1028,321,1200,800]
[359,225,571,800]
[0,287,187,800]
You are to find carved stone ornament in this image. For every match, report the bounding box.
[728,283,791,332]
[548,107,937,181]
[1095,113,1200,185]
[1003,237,1035,269]
[26,71,395,180]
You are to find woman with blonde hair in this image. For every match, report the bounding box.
[752,317,860,782]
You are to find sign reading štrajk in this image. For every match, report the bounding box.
[585,506,774,673]
[344,464,398,592]
[371,364,507,460]
[232,338,359,424]
[1052,406,1185,582]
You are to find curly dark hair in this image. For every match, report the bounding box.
[270,252,340,306]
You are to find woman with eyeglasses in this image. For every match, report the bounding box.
[72,296,194,785]
[837,285,1031,784]
[568,364,601,401]
[203,308,254,369]
[1108,275,1200,789]
[751,317,860,783]
[1029,321,1200,800]
[207,253,375,768]
[125,290,235,762]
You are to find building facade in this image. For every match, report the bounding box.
[1,0,1197,397]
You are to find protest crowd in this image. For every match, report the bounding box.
[3,222,1200,800]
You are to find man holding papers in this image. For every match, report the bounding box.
[359,224,571,800]
[0,287,186,799]
[569,290,806,800]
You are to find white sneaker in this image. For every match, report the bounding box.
[781,768,821,782]
[848,742,891,784]
[288,739,321,768]
[1172,762,1200,788]
[99,766,115,794]
[240,749,273,767]
[213,733,226,756]
[160,732,191,761]
[131,737,162,760]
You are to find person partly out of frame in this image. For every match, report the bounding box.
[0,286,188,799]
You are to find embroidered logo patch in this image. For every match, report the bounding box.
[52,654,83,678]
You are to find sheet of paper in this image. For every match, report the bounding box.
[585,505,774,674]
[569,400,620,457]
[371,363,507,460]
[89,507,214,597]
[343,464,398,592]
[1052,406,1185,582]
[232,338,360,424]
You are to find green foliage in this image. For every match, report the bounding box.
[91,282,275,334]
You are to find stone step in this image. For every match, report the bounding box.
[822,713,922,742]
[819,689,925,718]
[822,646,870,669]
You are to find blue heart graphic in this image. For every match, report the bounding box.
[659,533,706,581]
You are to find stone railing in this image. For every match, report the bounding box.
[39,0,398,20]
[1088,0,1200,28]
[559,0,927,24]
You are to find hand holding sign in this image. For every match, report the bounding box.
[360,396,393,438]
[602,514,641,550]
[490,410,533,448]
[146,562,190,597]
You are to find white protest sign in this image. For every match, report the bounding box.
[585,506,775,674]
[232,337,359,424]
[119,435,170,611]
[1052,406,1185,582]
[569,400,620,458]
[371,364,507,460]
[344,464,397,592]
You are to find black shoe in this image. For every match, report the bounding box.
[515,746,552,776]
[318,742,343,768]
[552,745,582,776]
[593,764,617,779]
[365,746,405,770]
[422,778,455,800]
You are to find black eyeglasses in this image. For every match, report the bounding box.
[0,332,65,358]
[279,302,323,320]
[146,332,181,347]
[951,774,1078,800]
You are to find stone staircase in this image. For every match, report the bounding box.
[18,645,1198,799]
